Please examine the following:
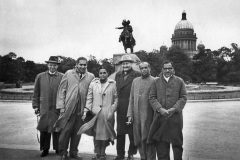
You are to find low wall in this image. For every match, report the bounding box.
[1,87,240,101]
[0,93,33,100]
[187,91,240,100]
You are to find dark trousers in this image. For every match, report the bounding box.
[116,134,137,158]
[40,131,59,151]
[59,111,84,155]
[137,141,156,160]
[94,140,109,156]
[156,141,183,160]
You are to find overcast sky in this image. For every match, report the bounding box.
[1,0,239,63]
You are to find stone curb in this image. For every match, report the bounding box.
[188,98,240,103]
[0,99,31,103]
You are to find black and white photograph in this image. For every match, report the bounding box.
[0,0,240,160]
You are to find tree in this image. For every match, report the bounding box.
[87,55,101,77]
[224,43,240,82]
[191,45,217,82]
[216,44,240,82]
[58,56,76,73]
[147,52,165,77]
[8,52,17,59]
[24,60,37,82]
[0,53,21,83]
[135,50,149,62]
[230,43,240,70]
[215,46,231,82]
[0,55,3,82]
[135,50,165,77]
[15,57,25,82]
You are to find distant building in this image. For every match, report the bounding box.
[171,11,198,58]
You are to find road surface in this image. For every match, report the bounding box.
[0,100,240,160]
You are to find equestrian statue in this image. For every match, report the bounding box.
[115,19,136,53]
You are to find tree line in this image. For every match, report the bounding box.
[0,43,239,84]
[0,53,114,83]
[135,43,240,83]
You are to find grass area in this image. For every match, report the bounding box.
[0,83,34,94]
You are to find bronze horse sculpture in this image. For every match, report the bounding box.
[120,35,135,53]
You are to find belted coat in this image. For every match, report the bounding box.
[115,69,141,135]
[54,69,94,132]
[32,71,63,132]
[85,78,118,141]
[148,74,187,145]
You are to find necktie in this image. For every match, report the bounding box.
[79,74,82,79]
[124,73,128,81]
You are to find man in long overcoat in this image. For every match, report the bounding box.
[114,54,141,160]
[54,57,95,160]
[127,62,156,160]
[148,60,187,160]
[32,56,63,157]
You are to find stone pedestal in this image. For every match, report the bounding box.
[109,53,141,80]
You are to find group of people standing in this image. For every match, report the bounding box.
[32,54,187,160]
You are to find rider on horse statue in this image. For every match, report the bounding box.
[115,19,135,45]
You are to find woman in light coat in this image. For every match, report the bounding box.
[85,66,118,160]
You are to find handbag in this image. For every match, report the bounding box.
[84,108,95,123]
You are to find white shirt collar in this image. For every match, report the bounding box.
[49,71,56,75]
[79,72,86,79]
[163,75,172,82]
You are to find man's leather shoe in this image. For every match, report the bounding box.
[60,154,69,160]
[69,154,82,160]
[55,150,59,154]
[127,155,134,160]
[92,154,101,160]
[40,150,49,157]
[113,156,125,160]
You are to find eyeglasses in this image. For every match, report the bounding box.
[78,64,87,66]
[99,72,107,75]
[163,67,173,70]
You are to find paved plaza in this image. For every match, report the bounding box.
[0,100,240,160]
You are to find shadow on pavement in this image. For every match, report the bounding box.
[0,148,118,160]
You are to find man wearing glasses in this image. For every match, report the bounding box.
[54,57,95,160]
[148,60,187,160]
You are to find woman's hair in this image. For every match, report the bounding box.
[98,66,109,74]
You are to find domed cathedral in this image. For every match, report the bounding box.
[171,11,197,58]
